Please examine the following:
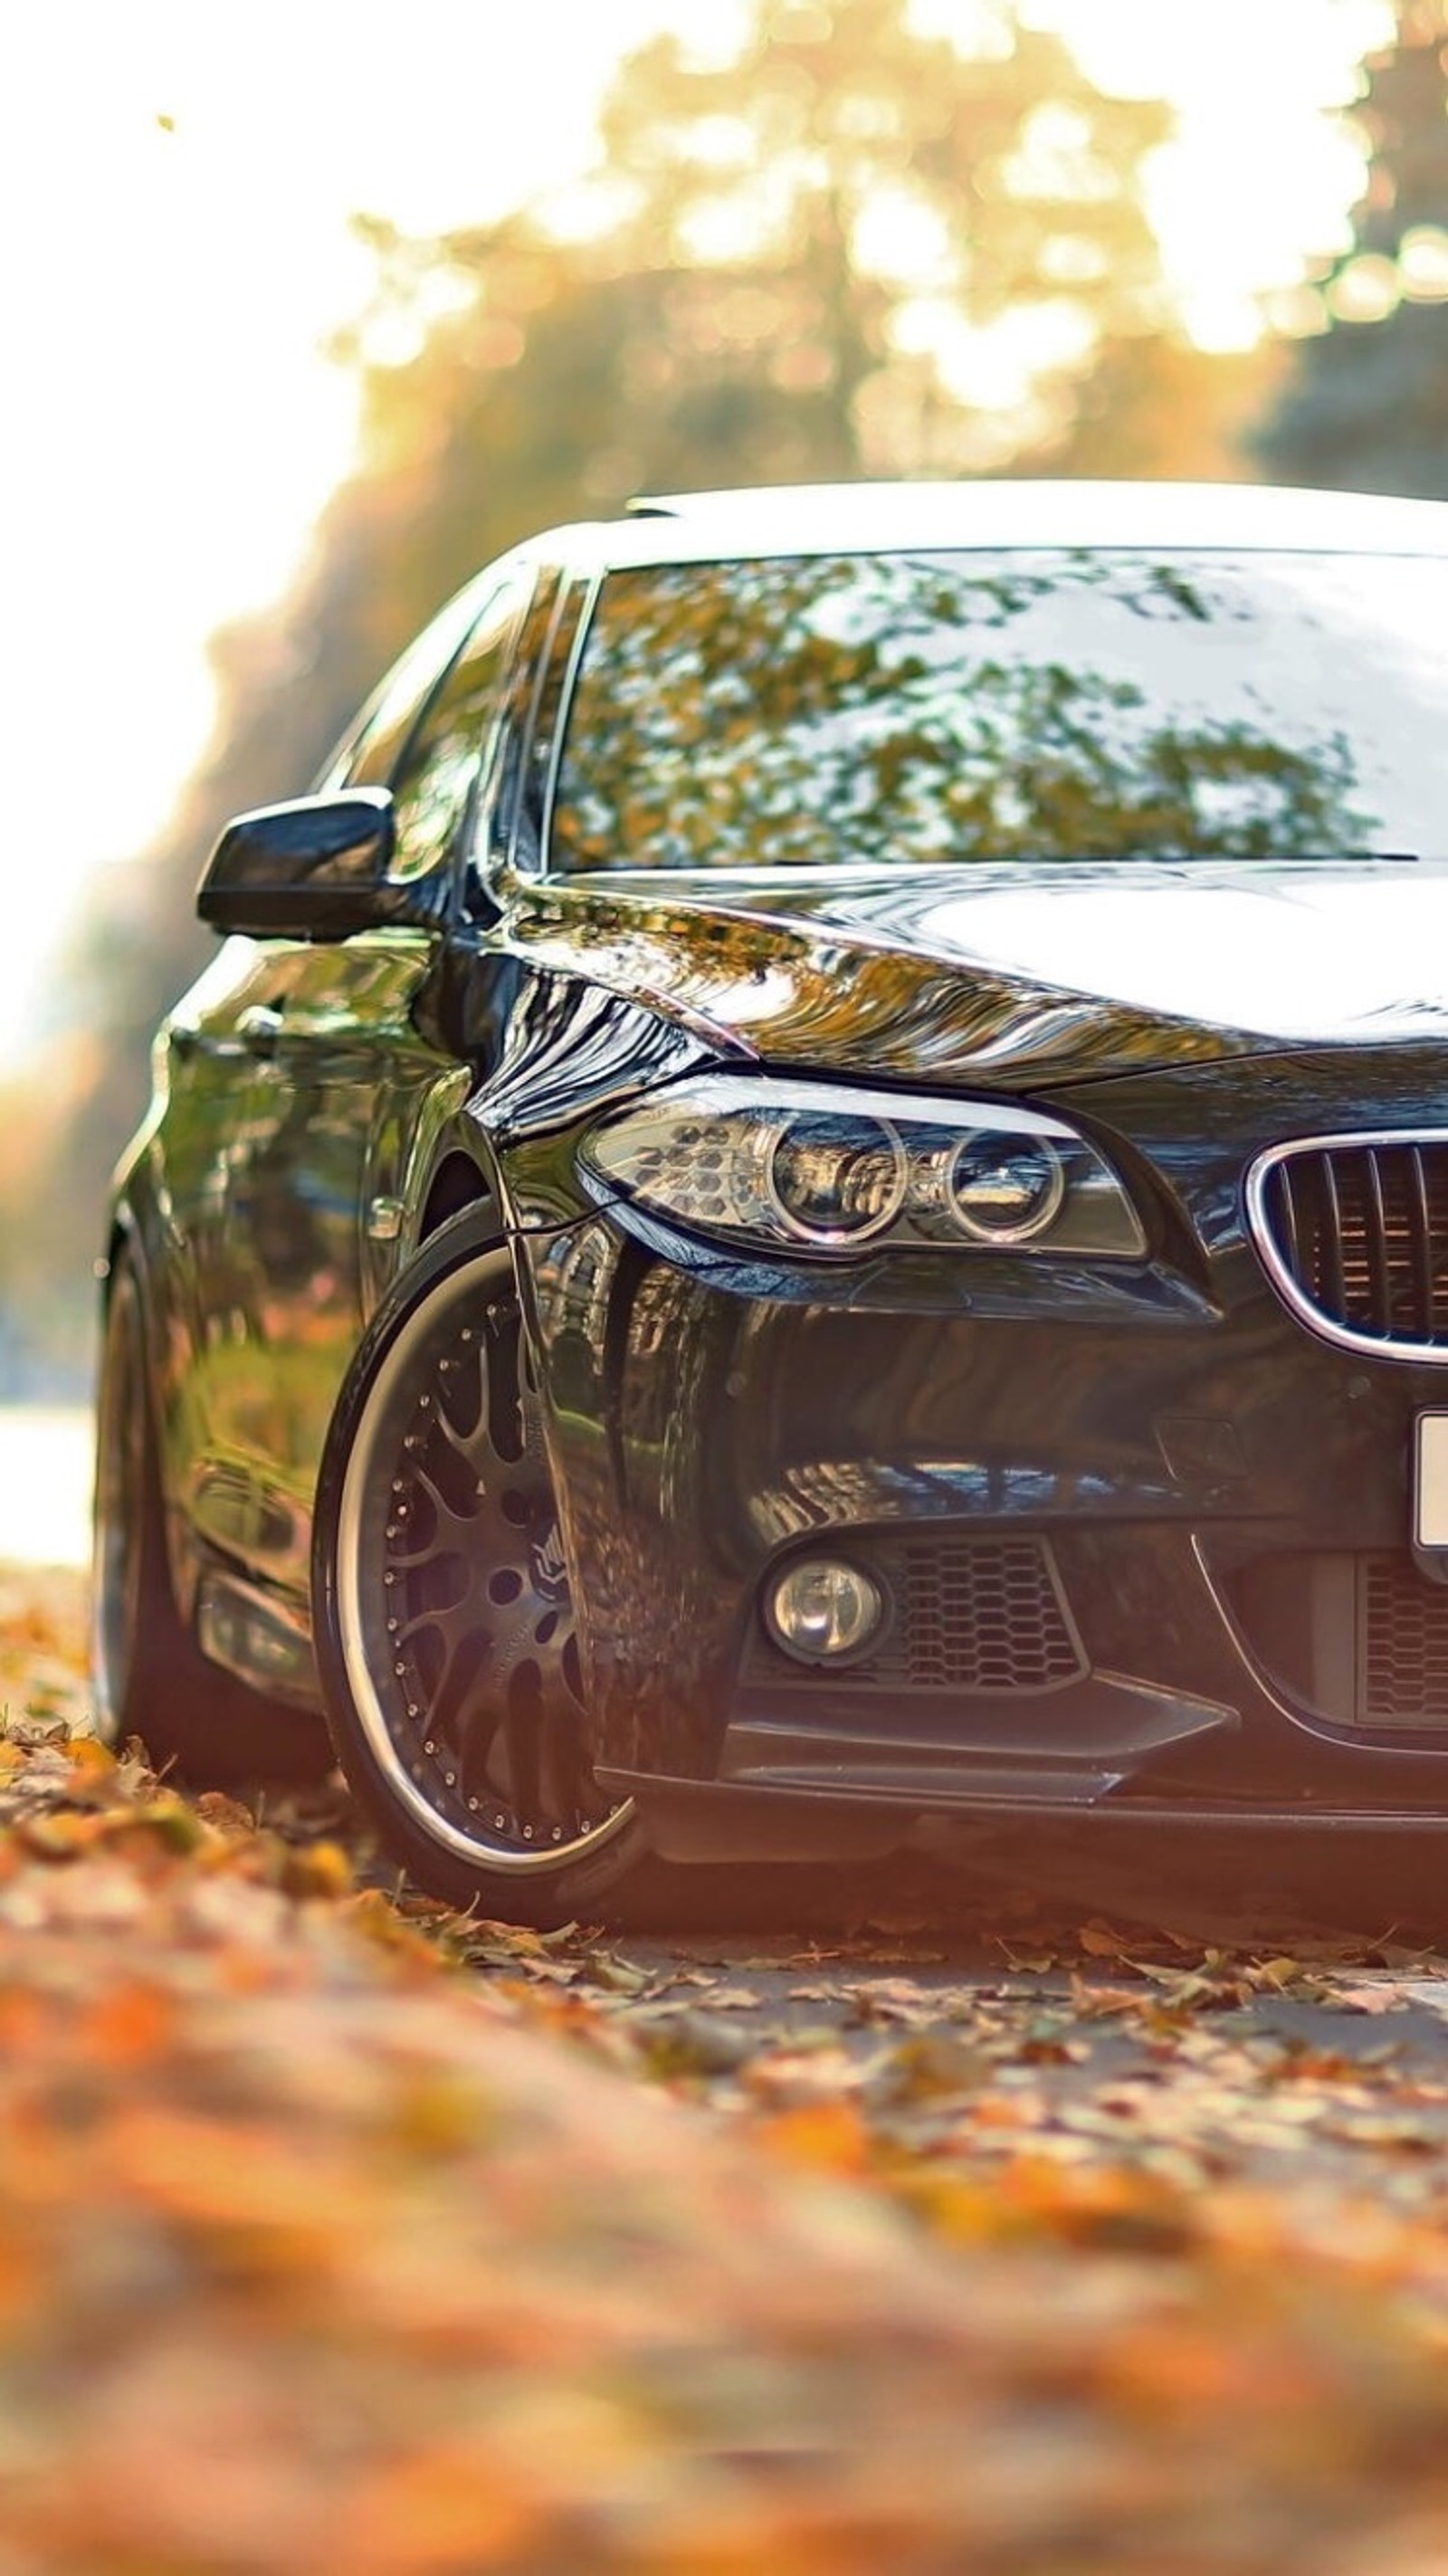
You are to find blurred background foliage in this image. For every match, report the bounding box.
[1,0,1443,1392]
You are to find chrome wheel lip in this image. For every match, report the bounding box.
[336,1249,634,1877]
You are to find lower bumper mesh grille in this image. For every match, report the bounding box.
[1229,1546,1448,1732]
[1361,1554,1448,1727]
[753,1535,1087,1696]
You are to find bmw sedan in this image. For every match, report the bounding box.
[95,480,1448,1922]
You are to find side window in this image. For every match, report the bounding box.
[472,568,564,887]
[386,571,534,885]
[316,584,483,794]
[520,570,594,873]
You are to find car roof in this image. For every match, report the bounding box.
[525,480,1448,572]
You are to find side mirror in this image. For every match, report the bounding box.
[195,790,422,940]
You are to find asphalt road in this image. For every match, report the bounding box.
[427,1822,1448,2214]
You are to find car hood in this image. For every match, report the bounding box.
[508,862,1448,1090]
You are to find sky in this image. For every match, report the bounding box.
[0,0,1393,1064]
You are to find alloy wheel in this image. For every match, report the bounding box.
[336,1251,630,1874]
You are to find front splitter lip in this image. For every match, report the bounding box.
[721,1666,1238,1780]
[595,1768,1448,1867]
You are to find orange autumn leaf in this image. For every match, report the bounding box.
[331,2445,541,2571]
[78,1979,174,2068]
[756,2097,875,2177]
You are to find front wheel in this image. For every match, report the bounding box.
[310,1214,653,1924]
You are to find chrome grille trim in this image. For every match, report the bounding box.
[1246,1131,1448,1363]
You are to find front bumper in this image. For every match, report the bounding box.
[509,1045,1448,1856]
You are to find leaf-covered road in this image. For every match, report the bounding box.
[6,1565,1448,2571]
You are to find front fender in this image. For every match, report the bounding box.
[466,969,722,1235]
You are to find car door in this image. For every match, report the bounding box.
[160,586,490,1577]
[193,564,537,1607]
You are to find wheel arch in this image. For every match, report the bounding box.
[417,1147,499,1245]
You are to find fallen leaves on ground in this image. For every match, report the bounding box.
[0,1566,92,1736]
[8,1572,1448,2568]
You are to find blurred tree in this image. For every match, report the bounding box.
[14,0,1262,1381]
[1039,332,1282,481]
[1254,0,1448,496]
[579,0,1175,476]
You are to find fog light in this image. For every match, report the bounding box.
[766,1557,885,1664]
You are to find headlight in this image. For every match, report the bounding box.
[945,1132,1065,1245]
[578,1077,1145,1260]
[766,1109,908,1246]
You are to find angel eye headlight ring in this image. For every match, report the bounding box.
[945,1132,1066,1245]
[764,1111,909,1247]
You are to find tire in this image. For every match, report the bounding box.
[92,1251,332,1786]
[310,1211,654,1925]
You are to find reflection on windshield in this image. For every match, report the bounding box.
[553,549,1448,870]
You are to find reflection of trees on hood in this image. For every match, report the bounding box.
[555,553,1376,870]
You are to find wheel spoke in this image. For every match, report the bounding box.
[433,1342,492,1476]
[500,1666,543,1827]
[386,1463,479,1569]
[452,1651,510,1799]
[538,1686,589,1829]
[413,1616,480,1752]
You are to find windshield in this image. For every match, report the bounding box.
[550,548,1448,871]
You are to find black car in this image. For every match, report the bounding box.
[95,480,1448,1922]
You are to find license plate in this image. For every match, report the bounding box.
[1415,1412,1448,1549]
